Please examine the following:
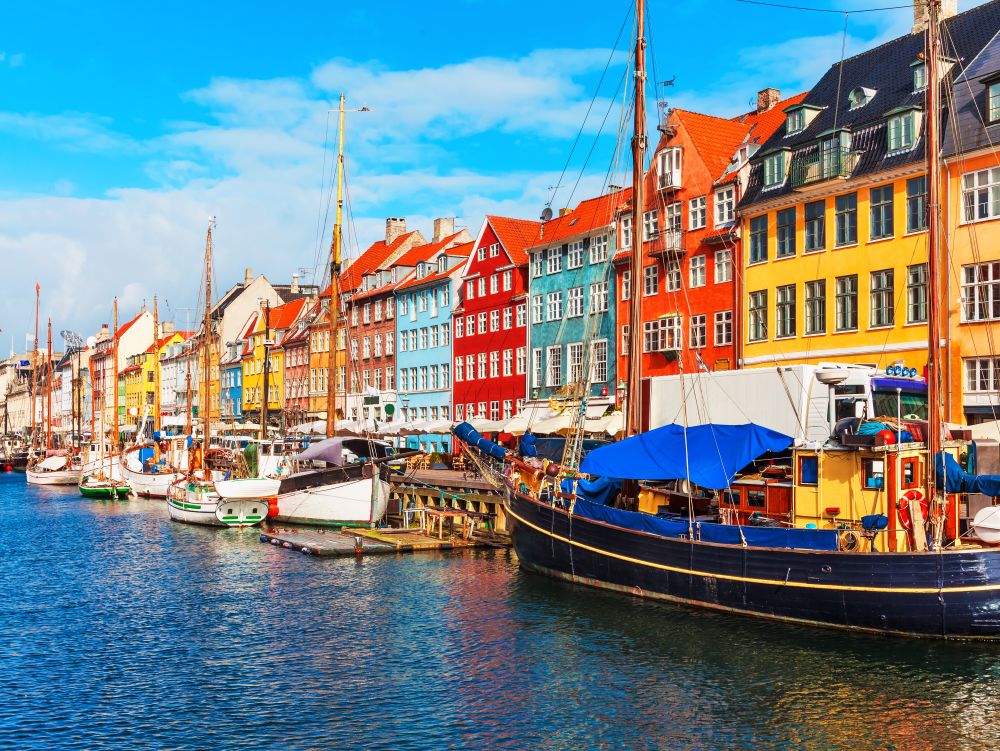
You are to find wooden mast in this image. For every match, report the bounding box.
[326,93,347,439]
[926,0,944,545]
[201,219,214,478]
[30,283,38,449]
[152,296,161,436]
[261,300,271,442]
[185,348,192,436]
[112,299,119,451]
[45,318,52,450]
[625,0,647,438]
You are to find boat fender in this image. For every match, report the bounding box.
[270,538,281,546]
[545,462,560,478]
[259,535,268,543]
[267,497,279,517]
[838,530,861,552]
[896,489,928,530]
[282,542,293,549]
[301,547,312,555]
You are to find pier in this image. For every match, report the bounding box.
[388,468,508,533]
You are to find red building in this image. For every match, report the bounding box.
[279,312,312,429]
[452,215,541,424]
[614,88,806,383]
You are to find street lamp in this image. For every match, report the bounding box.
[616,380,627,409]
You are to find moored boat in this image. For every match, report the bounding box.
[79,474,131,499]
[27,454,83,486]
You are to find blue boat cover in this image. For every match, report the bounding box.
[937,451,1000,497]
[576,476,621,506]
[579,423,793,489]
[571,498,839,550]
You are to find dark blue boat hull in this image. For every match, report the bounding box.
[506,489,1000,639]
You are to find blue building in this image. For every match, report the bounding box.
[220,343,243,422]
[394,234,472,454]
[524,192,625,424]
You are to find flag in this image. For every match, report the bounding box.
[35,282,39,294]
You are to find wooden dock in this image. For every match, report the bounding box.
[259,525,507,557]
[389,468,508,532]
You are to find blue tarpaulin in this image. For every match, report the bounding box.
[576,476,621,506]
[936,451,1000,497]
[579,423,793,490]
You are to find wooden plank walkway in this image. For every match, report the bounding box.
[259,525,508,557]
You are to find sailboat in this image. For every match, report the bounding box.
[457,0,1000,640]
[167,219,276,527]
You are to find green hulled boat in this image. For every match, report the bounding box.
[79,475,131,499]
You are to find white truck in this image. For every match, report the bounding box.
[645,363,928,445]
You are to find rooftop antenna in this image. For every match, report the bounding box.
[657,77,676,134]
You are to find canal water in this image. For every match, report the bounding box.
[2,474,1000,751]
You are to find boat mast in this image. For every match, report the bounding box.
[45,318,52,451]
[30,283,38,449]
[185,348,192,436]
[113,298,119,451]
[326,93,347,439]
[625,0,647,438]
[153,296,161,437]
[926,0,944,543]
[201,219,214,476]
[261,299,271,442]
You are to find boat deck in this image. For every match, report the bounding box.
[259,525,507,557]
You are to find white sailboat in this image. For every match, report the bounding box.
[27,454,83,486]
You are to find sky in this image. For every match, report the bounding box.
[0,0,934,345]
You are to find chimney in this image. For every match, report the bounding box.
[756,88,781,113]
[244,267,253,286]
[162,321,175,336]
[100,324,109,341]
[912,0,956,33]
[290,273,300,294]
[559,208,572,217]
[432,217,455,242]
[385,217,407,245]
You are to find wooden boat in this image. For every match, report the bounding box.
[27,454,82,486]
[79,475,130,499]
[167,476,270,527]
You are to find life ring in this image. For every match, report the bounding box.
[838,530,861,552]
[896,489,928,531]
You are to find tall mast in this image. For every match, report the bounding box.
[326,93,347,439]
[201,219,214,470]
[625,0,647,438]
[185,348,192,436]
[113,299,119,450]
[45,318,52,450]
[261,300,271,442]
[31,283,38,448]
[153,296,161,435]
[926,0,944,538]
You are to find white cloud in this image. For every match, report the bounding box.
[0,111,136,153]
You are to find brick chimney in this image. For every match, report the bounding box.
[290,273,300,294]
[244,267,253,286]
[99,324,109,342]
[432,217,455,242]
[161,321,175,336]
[385,217,407,245]
[912,0,956,33]
[559,208,572,217]
[756,88,781,113]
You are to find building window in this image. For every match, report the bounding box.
[477,312,487,334]
[621,270,631,300]
[477,353,486,380]
[715,186,735,226]
[490,274,499,294]
[835,193,858,246]
[590,234,609,264]
[591,340,608,383]
[835,275,858,331]
[567,342,584,383]
[531,295,543,324]
[465,315,474,337]
[690,315,706,349]
[440,323,449,346]
[642,210,658,241]
[503,307,513,329]
[620,215,632,249]
[503,270,512,290]
[776,284,796,338]
[776,208,796,258]
[804,280,826,335]
[666,260,680,292]
[621,324,630,355]
[489,310,499,332]
[962,261,1000,321]
[786,108,805,134]
[848,87,874,110]
[477,246,486,262]
[689,196,706,230]
[962,168,1000,223]
[643,265,659,296]
[967,358,1000,393]
[749,291,768,342]
[589,281,609,313]
[804,200,825,252]
[567,241,584,269]
[516,304,526,327]
[913,62,927,92]
[567,287,583,318]
[715,311,732,346]
[546,246,562,274]
[502,400,513,420]
[465,354,474,381]
[489,401,500,420]
[516,347,526,375]
[907,263,928,324]
[531,252,544,278]
[455,357,463,382]
[989,81,1000,123]
[489,351,499,379]
[869,269,896,327]
[665,202,682,232]
[870,185,894,240]
[887,111,916,152]
[477,279,486,298]
[906,176,928,232]
[642,318,681,352]
[714,250,732,283]
[749,215,768,264]
[546,346,562,387]
[689,255,706,288]
[764,152,786,188]
[658,146,682,188]
[502,349,513,377]
[546,291,563,321]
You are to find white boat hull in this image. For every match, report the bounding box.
[122,459,183,498]
[26,468,83,486]
[167,484,266,528]
[80,456,124,482]
[272,474,388,527]
[215,478,281,500]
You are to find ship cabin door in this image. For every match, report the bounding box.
[886,454,921,552]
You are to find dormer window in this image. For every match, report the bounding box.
[763,150,789,189]
[786,109,805,134]
[887,107,921,153]
[912,61,927,92]
[989,80,1000,123]
[416,263,426,280]
[437,256,446,273]
[848,87,876,110]
[657,147,682,189]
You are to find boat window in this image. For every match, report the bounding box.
[863,459,885,489]
[799,456,819,485]
[901,457,919,488]
[747,489,765,507]
[722,490,740,506]
[835,397,862,421]
[872,390,927,421]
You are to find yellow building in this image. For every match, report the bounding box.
[738,34,937,374]
[119,331,190,431]
[307,301,348,422]
[240,299,307,425]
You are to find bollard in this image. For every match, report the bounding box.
[354,536,363,555]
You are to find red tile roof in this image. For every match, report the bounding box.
[738,91,809,145]
[674,109,755,183]
[329,230,422,297]
[395,241,475,290]
[266,298,307,330]
[115,311,144,341]
[486,216,544,266]
[393,231,466,268]
[528,189,631,251]
[144,331,193,354]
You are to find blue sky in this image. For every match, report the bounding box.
[0,0,925,340]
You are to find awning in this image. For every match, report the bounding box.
[290,419,326,434]
[530,413,574,435]
[583,411,625,437]
[579,423,793,489]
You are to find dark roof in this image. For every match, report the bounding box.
[943,27,1000,155]
[741,0,1000,207]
